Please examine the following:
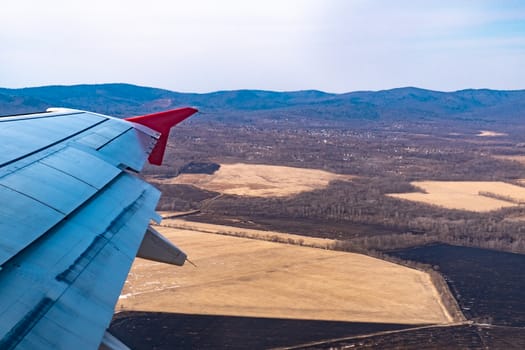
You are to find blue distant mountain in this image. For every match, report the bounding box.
[1,83,524,123]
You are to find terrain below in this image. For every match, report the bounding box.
[117,222,452,325]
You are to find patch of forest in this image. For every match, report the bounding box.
[151,118,525,255]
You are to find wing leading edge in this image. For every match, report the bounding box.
[0,107,197,349]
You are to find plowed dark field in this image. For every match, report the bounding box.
[109,312,412,350]
[388,244,525,326]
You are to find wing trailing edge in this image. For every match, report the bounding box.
[125,107,198,165]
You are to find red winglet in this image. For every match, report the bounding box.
[125,107,198,165]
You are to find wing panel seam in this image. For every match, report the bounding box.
[0,172,127,268]
[95,126,133,151]
[0,117,108,168]
[0,183,66,216]
[36,159,100,190]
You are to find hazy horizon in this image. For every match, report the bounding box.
[2,82,525,95]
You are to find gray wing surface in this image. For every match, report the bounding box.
[0,108,194,349]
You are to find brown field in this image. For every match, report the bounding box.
[151,163,354,197]
[117,224,452,325]
[388,181,525,212]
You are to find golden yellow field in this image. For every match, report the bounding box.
[477,130,507,137]
[388,181,525,212]
[151,163,354,197]
[118,224,452,325]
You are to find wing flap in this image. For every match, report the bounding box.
[0,173,160,349]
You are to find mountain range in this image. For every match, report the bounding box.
[1,83,524,123]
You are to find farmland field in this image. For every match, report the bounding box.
[388,181,525,212]
[150,163,354,197]
[117,224,452,325]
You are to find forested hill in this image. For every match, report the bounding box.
[1,83,524,124]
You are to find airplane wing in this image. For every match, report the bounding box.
[0,107,197,349]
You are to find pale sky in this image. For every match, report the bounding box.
[1,0,524,93]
